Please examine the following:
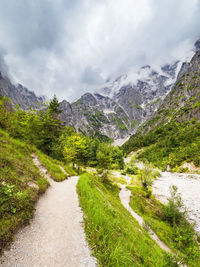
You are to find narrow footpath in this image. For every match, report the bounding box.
[119,185,171,253]
[0,156,96,267]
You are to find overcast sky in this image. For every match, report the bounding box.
[0,0,200,102]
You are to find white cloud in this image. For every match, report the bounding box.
[0,0,199,101]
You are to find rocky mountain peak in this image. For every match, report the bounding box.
[80,93,97,106]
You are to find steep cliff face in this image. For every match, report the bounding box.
[0,72,45,110]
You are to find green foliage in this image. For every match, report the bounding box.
[0,96,13,129]
[77,173,175,266]
[0,129,49,253]
[0,95,127,173]
[129,186,200,266]
[124,157,139,175]
[122,120,200,170]
[110,146,124,169]
[34,149,74,182]
[132,120,140,129]
[163,186,187,226]
[48,95,61,115]
[96,144,124,170]
[96,143,111,169]
[63,134,88,167]
[137,163,154,189]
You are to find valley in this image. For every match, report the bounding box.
[0,30,200,266]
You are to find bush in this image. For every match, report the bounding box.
[137,163,154,189]
[163,185,187,226]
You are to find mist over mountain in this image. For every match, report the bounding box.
[1,37,199,143]
[0,0,200,101]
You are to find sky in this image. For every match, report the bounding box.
[0,0,200,102]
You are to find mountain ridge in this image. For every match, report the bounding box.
[0,71,45,110]
[1,38,199,142]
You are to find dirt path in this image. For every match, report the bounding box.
[153,172,200,233]
[119,186,171,253]
[0,156,96,267]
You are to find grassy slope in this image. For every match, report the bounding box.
[122,103,200,170]
[0,129,49,253]
[128,186,200,266]
[77,173,175,266]
[137,120,200,170]
[34,149,77,181]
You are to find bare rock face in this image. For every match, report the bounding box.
[190,50,200,73]
[58,100,72,125]
[177,62,190,81]
[0,72,45,110]
[59,92,131,140]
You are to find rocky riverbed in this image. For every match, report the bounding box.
[152,172,200,233]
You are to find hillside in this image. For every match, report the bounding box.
[0,129,49,253]
[122,50,200,170]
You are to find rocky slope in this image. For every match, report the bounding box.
[59,93,130,140]
[139,48,200,134]
[59,62,180,140]
[0,72,45,110]
[121,45,200,167]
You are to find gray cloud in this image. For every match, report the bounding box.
[0,0,200,101]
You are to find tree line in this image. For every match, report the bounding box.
[0,95,124,170]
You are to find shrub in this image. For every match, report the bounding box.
[163,185,187,226]
[137,163,154,189]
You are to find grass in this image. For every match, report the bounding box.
[108,174,127,185]
[128,186,200,266]
[0,129,49,253]
[34,149,77,182]
[77,173,176,266]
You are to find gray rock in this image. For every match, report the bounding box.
[0,72,45,110]
[176,62,190,81]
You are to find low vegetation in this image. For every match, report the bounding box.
[77,173,176,266]
[34,149,76,182]
[128,185,200,266]
[122,119,200,170]
[0,129,49,253]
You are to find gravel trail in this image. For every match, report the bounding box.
[119,186,171,253]
[153,172,200,233]
[0,157,96,267]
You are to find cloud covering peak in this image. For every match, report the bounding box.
[0,0,200,101]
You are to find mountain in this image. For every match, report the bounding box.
[59,62,180,141]
[122,47,200,170]
[139,49,200,134]
[1,39,199,143]
[0,71,45,110]
[59,92,130,140]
